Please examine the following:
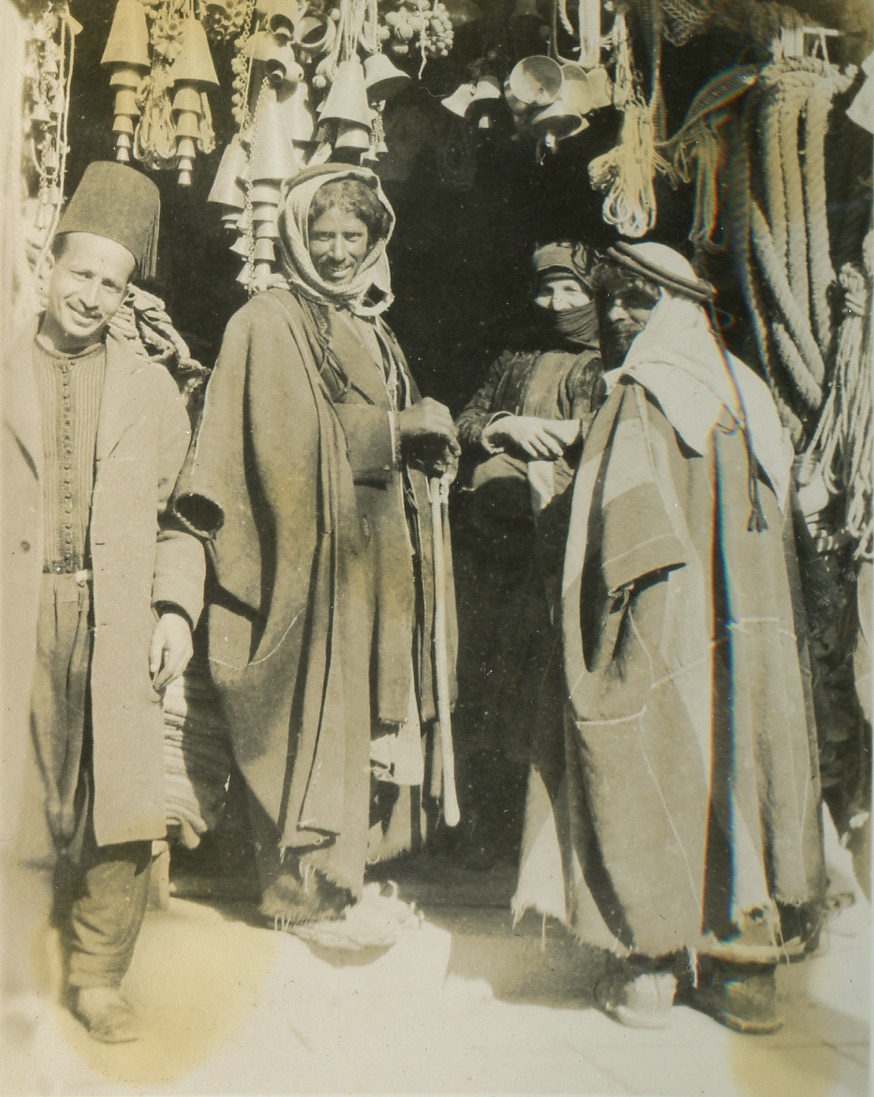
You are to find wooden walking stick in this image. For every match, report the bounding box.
[430,472,460,827]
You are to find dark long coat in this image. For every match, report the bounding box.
[175,289,455,896]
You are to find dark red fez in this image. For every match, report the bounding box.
[56,162,160,280]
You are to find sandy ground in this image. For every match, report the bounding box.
[2,825,870,1097]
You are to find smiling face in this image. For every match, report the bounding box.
[308,207,370,286]
[533,273,592,313]
[41,232,135,354]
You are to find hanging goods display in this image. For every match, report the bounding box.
[502,0,610,153]
[588,6,670,237]
[101,0,150,164]
[116,0,219,183]
[25,2,82,288]
[721,57,852,442]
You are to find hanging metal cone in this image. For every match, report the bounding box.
[253,238,277,262]
[293,12,336,55]
[364,52,411,103]
[173,85,202,113]
[280,81,316,143]
[112,115,135,134]
[442,81,477,117]
[101,0,150,67]
[230,235,251,256]
[320,59,372,128]
[114,88,139,116]
[177,137,197,158]
[264,43,304,87]
[173,18,219,85]
[115,132,132,149]
[208,136,248,207]
[508,55,562,106]
[109,65,145,88]
[527,98,586,141]
[116,146,131,162]
[175,110,201,139]
[510,0,544,22]
[250,86,301,179]
[334,121,371,150]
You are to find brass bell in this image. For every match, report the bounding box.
[281,81,317,144]
[101,0,150,68]
[172,18,219,85]
[334,121,372,150]
[510,0,545,22]
[508,56,562,107]
[109,65,145,89]
[208,136,248,208]
[441,81,477,117]
[363,52,410,103]
[250,86,302,179]
[175,111,201,139]
[173,86,202,114]
[264,43,305,87]
[113,88,139,116]
[293,13,336,56]
[320,59,372,129]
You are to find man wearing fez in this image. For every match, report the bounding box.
[17,162,204,1042]
[514,242,825,1034]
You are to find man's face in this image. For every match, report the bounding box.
[599,274,660,368]
[308,207,370,286]
[534,274,591,313]
[42,233,135,354]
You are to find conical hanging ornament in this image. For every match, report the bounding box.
[171,18,218,185]
[102,0,150,163]
[441,81,477,117]
[281,80,317,144]
[320,58,372,128]
[101,0,150,67]
[364,52,410,103]
[172,17,219,85]
[334,120,371,150]
[249,84,302,180]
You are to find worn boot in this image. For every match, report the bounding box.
[594,958,678,1029]
[682,958,783,1035]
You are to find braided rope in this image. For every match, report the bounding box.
[758,76,788,269]
[750,201,824,405]
[777,70,811,315]
[802,76,838,353]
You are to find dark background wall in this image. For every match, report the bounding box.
[66,0,872,410]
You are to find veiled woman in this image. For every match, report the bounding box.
[175,163,459,937]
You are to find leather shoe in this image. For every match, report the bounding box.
[69,986,140,1043]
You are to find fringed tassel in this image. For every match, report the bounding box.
[707,300,769,533]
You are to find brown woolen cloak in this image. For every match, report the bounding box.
[175,288,454,897]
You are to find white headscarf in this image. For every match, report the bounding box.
[276,163,395,317]
[602,243,794,509]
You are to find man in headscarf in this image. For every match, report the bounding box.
[11,162,205,1043]
[452,241,605,867]
[175,164,460,945]
[513,242,826,1034]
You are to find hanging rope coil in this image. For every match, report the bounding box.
[715,57,852,443]
[801,249,874,561]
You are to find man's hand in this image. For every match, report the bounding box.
[149,611,193,691]
[398,398,461,472]
[483,415,581,459]
[398,398,460,452]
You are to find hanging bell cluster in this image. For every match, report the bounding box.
[441,73,505,131]
[101,0,219,184]
[503,55,612,152]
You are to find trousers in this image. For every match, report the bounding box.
[27,572,151,989]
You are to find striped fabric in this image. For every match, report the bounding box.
[33,339,105,571]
